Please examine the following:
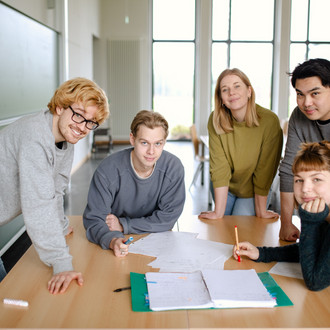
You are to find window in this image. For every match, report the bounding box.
[212,0,275,110]
[152,0,195,140]
[289,0,330,114]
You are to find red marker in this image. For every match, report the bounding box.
[235,225,241,262]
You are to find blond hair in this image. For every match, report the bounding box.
[213,68,259,134]
[47,77,109,124]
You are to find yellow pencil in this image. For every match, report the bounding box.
[235,225,241,262]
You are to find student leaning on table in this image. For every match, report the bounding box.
[234,141,330,291]
[199,68,283,220]
[0,78,109,294]
[279,58,330,242]
[83,110,185,257]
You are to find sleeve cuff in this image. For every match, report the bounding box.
[298,203,329,223]
[119,217,128,234]
[100,231,124,250]
[52,259,74,275]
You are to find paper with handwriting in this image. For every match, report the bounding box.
[129,231,233,272]
[145,269,276,311]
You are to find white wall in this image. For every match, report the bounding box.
[99,0,152,134]
[67,0,103,170]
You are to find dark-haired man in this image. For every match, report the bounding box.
[279,58,330,241]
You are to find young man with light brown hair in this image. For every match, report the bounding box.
[83,110,185,257]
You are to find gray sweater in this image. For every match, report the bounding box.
[0,110,74,274]
[83,147,186,249]
[279,106,330,192]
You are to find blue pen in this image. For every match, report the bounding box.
[124,236,134,245]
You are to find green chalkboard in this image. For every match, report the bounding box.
[0,2,59,121]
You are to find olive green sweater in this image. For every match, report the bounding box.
[208,105,283,198]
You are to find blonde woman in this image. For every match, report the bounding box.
[200,68,282,219]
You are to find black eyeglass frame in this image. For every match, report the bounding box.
[68,105,99,130]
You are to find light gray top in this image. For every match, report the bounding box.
[0,110,74,274]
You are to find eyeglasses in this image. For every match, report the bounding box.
[69,106,99,130]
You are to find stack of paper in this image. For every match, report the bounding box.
[129,231,233,272]
[145,269,277,311]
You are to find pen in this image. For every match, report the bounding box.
[235,225,241,262]
[113,286,131,292]
[124,236,134,245]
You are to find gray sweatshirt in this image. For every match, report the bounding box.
[83,147,186,249]
[279,106,330,192]
[0,110,74,274]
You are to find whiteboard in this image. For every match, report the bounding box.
[0,3,59,121]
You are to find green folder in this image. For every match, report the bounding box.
[257,272,294,307]
[130,271,293,312]
[130,272,151,312]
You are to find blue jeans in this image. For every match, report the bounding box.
[210,181,271,216]
[0,257,7,282]
[224,191,255,216]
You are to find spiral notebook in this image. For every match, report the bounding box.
[130,270,293,312]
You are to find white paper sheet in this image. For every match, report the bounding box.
[269,262,303,279]
[201,269,276,308]
[129,231,233,272]
[145,271,213,311]
[145,269,276,311]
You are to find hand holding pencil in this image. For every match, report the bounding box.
[233,240,260,261]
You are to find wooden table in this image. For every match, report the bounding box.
[0,215,329,328]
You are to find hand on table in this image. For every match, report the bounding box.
[256,210,279,219]
[66,226,74,236]
[279,222,300,242]
[48,271,83,294]
[198,211,223,220]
